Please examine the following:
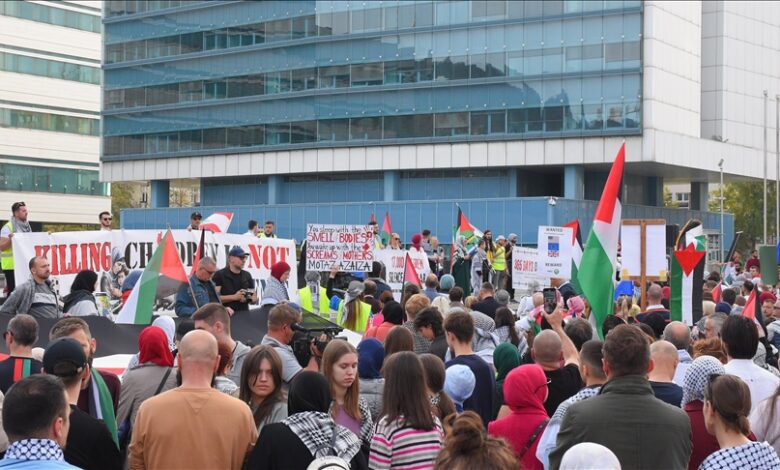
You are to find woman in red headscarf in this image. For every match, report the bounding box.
[488,364,549,470]
[263,261,291,303]
[117,326,177,434]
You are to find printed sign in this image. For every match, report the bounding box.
[305,224,375,272]
[537,226,573,279]
[12,230,298,302]
[512,247,550,292]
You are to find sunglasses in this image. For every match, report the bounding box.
[534,377,552,394]
[102,217,112,221]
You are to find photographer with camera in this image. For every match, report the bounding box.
[260,304,322,391]
[214,246,258,313]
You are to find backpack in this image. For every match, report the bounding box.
[306,426,351,470]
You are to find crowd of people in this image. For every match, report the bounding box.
[3,203,780,468]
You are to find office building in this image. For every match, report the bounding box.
[1,0,109,226]
[100,1,780,248]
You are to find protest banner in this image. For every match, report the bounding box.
[12,230,298,304]
[512,247,549,294]
[305,224,374,271]
[374,249,431,301]
[537,225,573,279]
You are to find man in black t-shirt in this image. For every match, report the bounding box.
[0,314,42,393]
[214,246,257,312]
[533,310,584,416]
[43,337,121,470]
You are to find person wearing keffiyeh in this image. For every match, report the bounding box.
[247,371,368,469]
[263,261,291,303]
[681,356,727,470]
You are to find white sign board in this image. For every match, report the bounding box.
[536,226,573,279]
[305,224,375,272]
[12,230,298,302]
[374,249,431,301]
[620,222,668,278]
[512,247,550,292]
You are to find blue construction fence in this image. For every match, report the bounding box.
[121,197,735,250]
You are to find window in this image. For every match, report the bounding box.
[0,163,106,196]
[266,19,291,42]
[105,90,124,109]
[350,117,382,140]
[204,80,227,100]
[471,111,505,135]
[146,84,178,106]
[0,1,100,33]
[351,63,383,86]
[435,112,469,136]
[0,108,98,136]
[292,15,317,39]
[319,119,349,141]
[435,56,468,80]
[0,52,99,85]
[319,65,350,88]
[265,71,291,94]
[228,75,263,98]
[291,120,317,143]
[179,81,203,102]
[265,123,290,145]
[202,128,226,149]
[292,68,317,91]
[179,129,203,151]
[384,114,433,138]
[180,32,204,54]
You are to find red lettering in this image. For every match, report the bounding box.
[100,243,111,271]
[89,243,101,272]
[58,245,67,275]
[248,245,262,270]
[262,246,277,268]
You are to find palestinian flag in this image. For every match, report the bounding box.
[671,244,706,325]
[403,252,422,288]
[190,228,205,277]
[712,282,722,303]
[579,143,625,339]
[116,230,189,325]
[679,220,706,251]
[564,219,584,294]
[451,207,483,268]
[380,212,393,247]
[742,288,767,333]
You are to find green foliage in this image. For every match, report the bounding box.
[663,187,679,208]
[111,182,137,228]
[714,181,778,252]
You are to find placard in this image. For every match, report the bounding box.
[536,226,573,279]
[512,247,550,292]
[374,249,431,301]
[305,224,374,272]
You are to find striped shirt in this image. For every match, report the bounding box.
[0,356,43,393]
[369,416,443,470]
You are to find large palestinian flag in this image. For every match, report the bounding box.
[380,212,393,247]
[116,230,189,325]
[563,219,584,294]
[670,219,707,325]
[451,207,483,268]
[579,143,625,338]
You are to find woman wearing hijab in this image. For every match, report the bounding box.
[338,281,372,334]
[682,356,728,470]
[63,270,99,316]
[493,343,521,410]
[117,326,177,437]
[357,338,385,421]
[262,261,290,303]
[410,233,423,253]
[121,316,176,380]
[247,371,368,469]
[452,235,472,296]
[488,364,549,470]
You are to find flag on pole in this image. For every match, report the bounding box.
[370,213,377,224]
[564,219,584,294]
[712,282,722,304]
[579,143,625,339]
[116,230,189,325]
[380,212,393,247]
[190,228,205,277]
[741,288,767,331]
[451,206,483,268]
[200,212,233,233]
[671,244,707,325]
[403,252,422,288]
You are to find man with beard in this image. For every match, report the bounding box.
[128,330,256,469]
[213,246,257,313]
[0,257,60,318]
[49,317,120,445]
[0,201,32,293]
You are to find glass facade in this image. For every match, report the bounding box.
[0,52,100,85]
[0,1,101,33]
[102,0,642,160]
[0,107,99,136]
[0,162,107,196]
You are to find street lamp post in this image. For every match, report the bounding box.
[719,158,724,263]
[764,90,769,244]
[776,94,779,244]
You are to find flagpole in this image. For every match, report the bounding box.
[764,90,768,245]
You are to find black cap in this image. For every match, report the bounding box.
[43,338,87,377]
[190,211,202,220]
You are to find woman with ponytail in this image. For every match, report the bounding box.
[435,411,517,470]
[700,374,780,469]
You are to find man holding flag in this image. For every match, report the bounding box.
[175,257,226,318]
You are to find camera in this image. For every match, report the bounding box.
[291,323,343,367]
[243,289,255,302]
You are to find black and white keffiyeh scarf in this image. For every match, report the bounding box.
[283,412,361,461]
[682,355,726,407]
[5,439,64,461]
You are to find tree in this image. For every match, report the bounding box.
[111,182,138,228]
[713,181,778,253]
[663,187,679,208]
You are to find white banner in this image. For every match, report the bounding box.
[305,224,374,272]
[12,230,298,302]
[512,247,550,292]
[374,249,431,301]
[537,225,573,279]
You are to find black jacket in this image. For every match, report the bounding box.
[471,296,502,319]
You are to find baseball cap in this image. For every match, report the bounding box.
[43,338,87,377]
[190,211,202,220]
[228,246,249,258]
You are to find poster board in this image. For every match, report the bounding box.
[536,226,573,279]
[305,224,374,271]
[512,247,550,293]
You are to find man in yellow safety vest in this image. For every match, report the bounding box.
[0,202,32,294]
[297,271,330,318]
